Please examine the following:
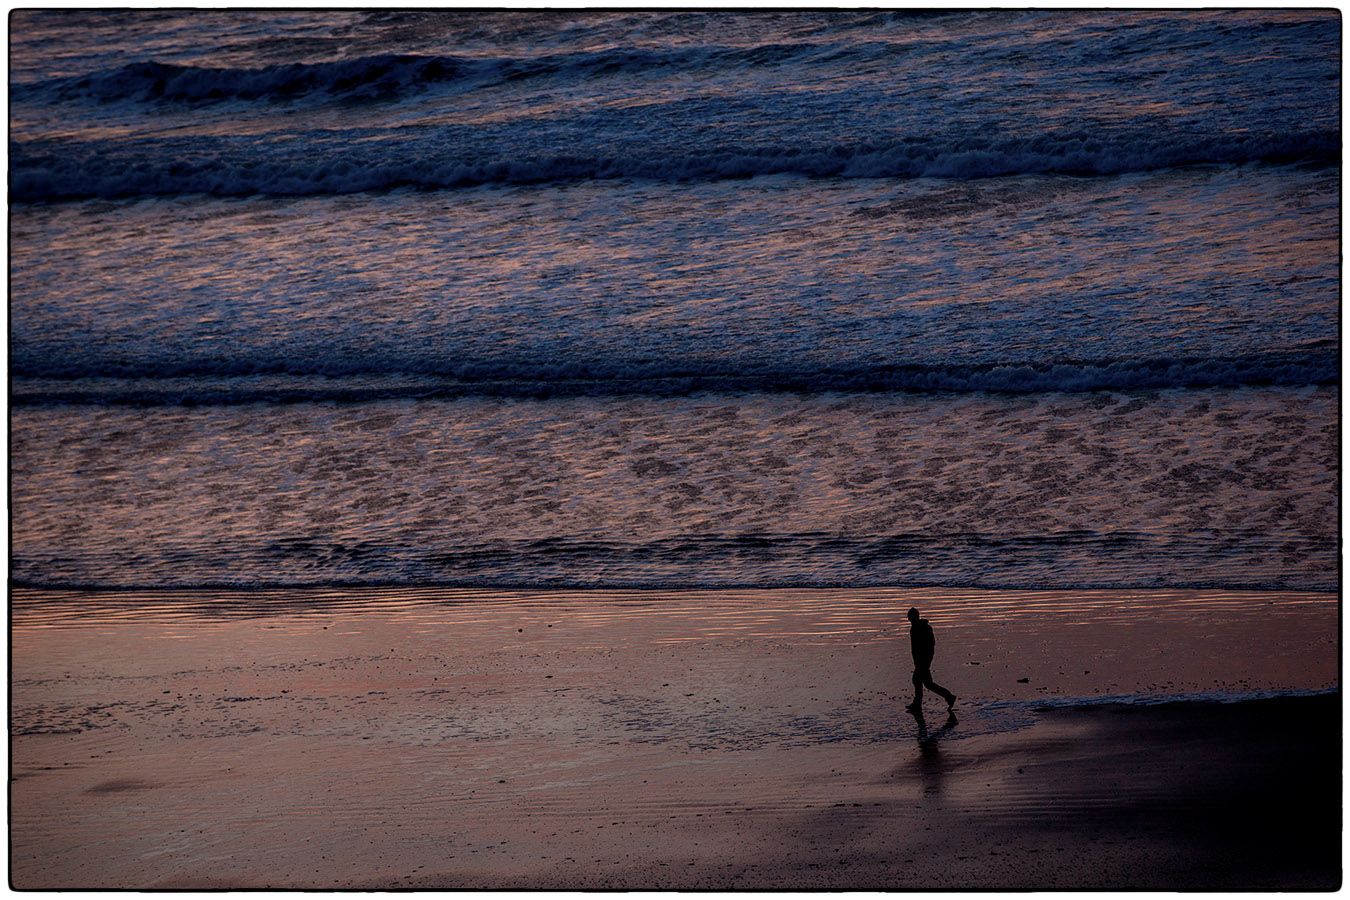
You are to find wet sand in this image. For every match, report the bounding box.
[10,586,1339,889]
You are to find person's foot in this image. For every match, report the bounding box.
[904,702,921,713]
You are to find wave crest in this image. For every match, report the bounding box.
[13,42,876,106]
[10,529,1338,592]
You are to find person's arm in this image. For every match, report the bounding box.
[920,623,936,664]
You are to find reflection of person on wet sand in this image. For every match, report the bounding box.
[904,606,956,714]
[915,709,959,742]
[912,708,959,796]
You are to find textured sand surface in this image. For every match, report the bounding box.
[10,586,1339,889]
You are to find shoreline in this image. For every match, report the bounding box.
[11,586,1339,889]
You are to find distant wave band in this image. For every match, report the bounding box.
[10,129,1339,202]
[8,574,1335,594]
[10,351,1338,406]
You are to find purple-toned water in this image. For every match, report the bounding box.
[9,10,1339,592]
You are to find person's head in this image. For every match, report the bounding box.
[907,607,920,623]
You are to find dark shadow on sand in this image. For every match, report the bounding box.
[910,706,958,798]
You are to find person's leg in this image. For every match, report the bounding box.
[923,674,955,708]
[906,669,924,711]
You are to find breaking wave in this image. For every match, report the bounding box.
[11,129,1339,202]
[12,42,902,105]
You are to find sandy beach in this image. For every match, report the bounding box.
[10,585,1338,890]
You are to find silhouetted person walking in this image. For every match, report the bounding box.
[905,606,956,713]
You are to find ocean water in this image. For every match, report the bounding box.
[9,10,1340,593]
